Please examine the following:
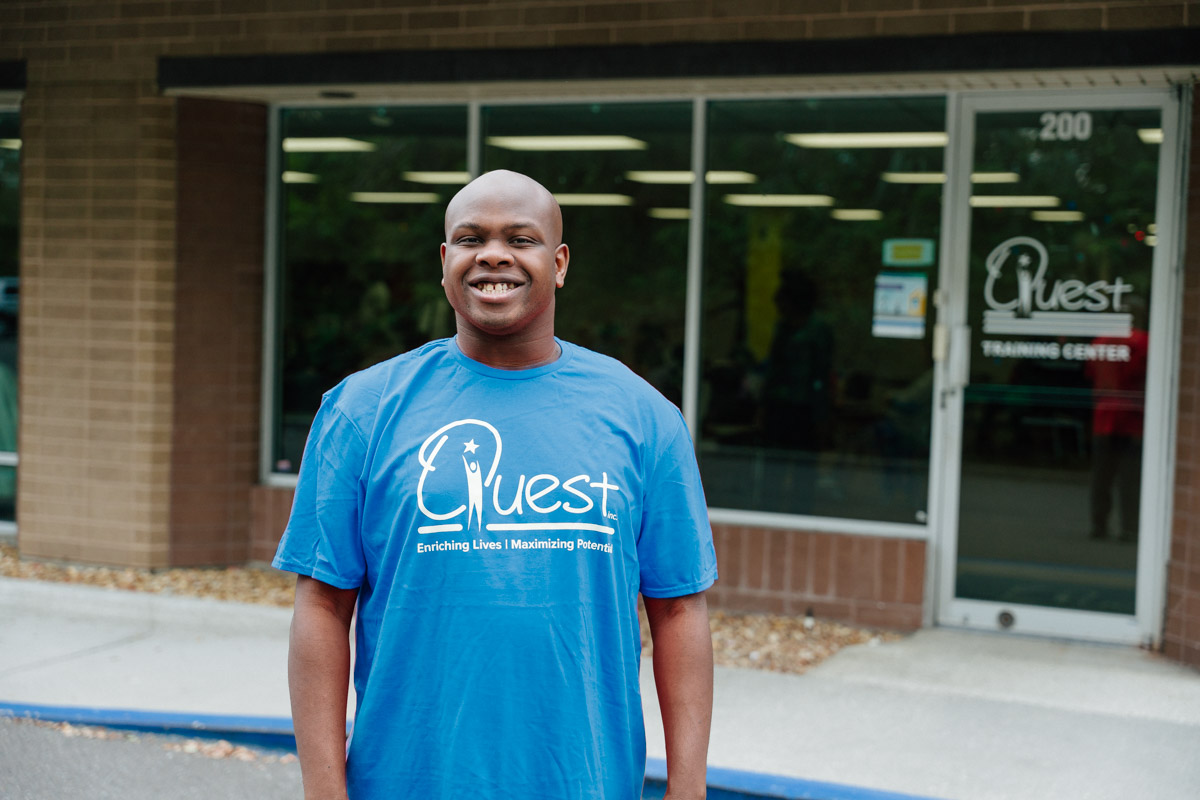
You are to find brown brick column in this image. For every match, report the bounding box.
[17,56,176,567]
[1164,87,1200,669]
[171,98,265,566]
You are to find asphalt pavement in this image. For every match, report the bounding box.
[0,715,302,800]
[2,575,1199,800]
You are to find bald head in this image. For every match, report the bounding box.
[444,170,563,244]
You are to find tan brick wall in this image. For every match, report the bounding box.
[709,523,925,630]
[1164,96,1200,670]
[13,57,175,568]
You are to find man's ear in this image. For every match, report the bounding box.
[440,242,447,285]
[555,243,569,288]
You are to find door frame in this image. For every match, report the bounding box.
[928,87,1188,646]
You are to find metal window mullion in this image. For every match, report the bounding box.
[259,104,282,483]
[467,101,481,178]
[682,97,707,439]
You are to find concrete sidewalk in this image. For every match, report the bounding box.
[2,575,1198,800]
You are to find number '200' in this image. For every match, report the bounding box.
[1039,111,1093,141]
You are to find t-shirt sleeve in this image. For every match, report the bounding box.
[637,413,718,598]
[272,392,368,590]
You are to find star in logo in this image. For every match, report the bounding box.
[463,439,479,455]
[1017,253,1031,268]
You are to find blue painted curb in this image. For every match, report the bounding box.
[644,757,951,800]
[0,701,300,753]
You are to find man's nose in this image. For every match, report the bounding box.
[476,238,512,265]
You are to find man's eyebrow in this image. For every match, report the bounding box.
[449,222,541,234]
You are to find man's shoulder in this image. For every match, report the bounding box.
[325,338,454,420]
[560,341,686,424]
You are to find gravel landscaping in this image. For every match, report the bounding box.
[0,544,897,675]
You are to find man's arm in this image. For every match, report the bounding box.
[645,591,713,800]
[289,575,359,800]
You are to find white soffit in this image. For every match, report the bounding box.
[163,67,1200,104]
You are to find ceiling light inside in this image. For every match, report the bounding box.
[724,194,835,207]
[553,193,634,206]
[648,208,691,220]
[1138,128,1163,144]
[881,172,946,184]
[350,192,441,203]
[0,139,19,150]
[971,172,1021,184]
[625,170,758,184]
[831,208,883,221]
[283,137,377,153]
[403,171,472,184]
[1031,210,1085,222]
[786,132,948,148]
[282,171,320,184]
[486,135,648,151]
[969,195,1061,208]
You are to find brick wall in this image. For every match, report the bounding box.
[12,38,175,567]
[709,524,925,629]
[249,483,293,564]
[171,97,264,566]
[1164,97,1200,669]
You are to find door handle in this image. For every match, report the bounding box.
[934,324,971,408]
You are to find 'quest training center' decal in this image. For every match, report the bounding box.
[412,419,617,556]
[980,236,1141,363]
[982,236,1133,337]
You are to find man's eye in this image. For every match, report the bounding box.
[511,237,535,245]
[457,237,481,244]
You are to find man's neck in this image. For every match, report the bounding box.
[454,326,561,370]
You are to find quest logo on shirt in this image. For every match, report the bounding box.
[412,419,621,552]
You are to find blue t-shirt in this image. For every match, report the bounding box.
[273,338,717,800]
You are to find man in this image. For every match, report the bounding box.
[274,170,717,799]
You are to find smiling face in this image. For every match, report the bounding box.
[440,171,569,362]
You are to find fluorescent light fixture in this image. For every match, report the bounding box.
[624,170,758,184]
[648,208,691,220]
[486,135,647,151]
[724,194,835,207]
[707,171,759,184]
[282,171,319,184]
[969,195,1061,208]
[1031,210,1085,222]
[283,137,377,153]
[350,191,440,204]
[1138,128,1163,144]
[1146,235,1157,247]
[786,132,948,148]
[553,193,634,206]
[882,172,945,184]
[403,171,472,184]
[971,172,1021,184]
[831,208,883,221]
[0,139,19,150]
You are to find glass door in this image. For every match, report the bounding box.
[936,91,1180,643]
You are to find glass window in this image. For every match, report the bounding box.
[274,106,467,473]
[0,110,18,523]
[698,97,947,524]
[480,102,693,406]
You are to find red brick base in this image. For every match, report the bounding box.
[707,523,925,630]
